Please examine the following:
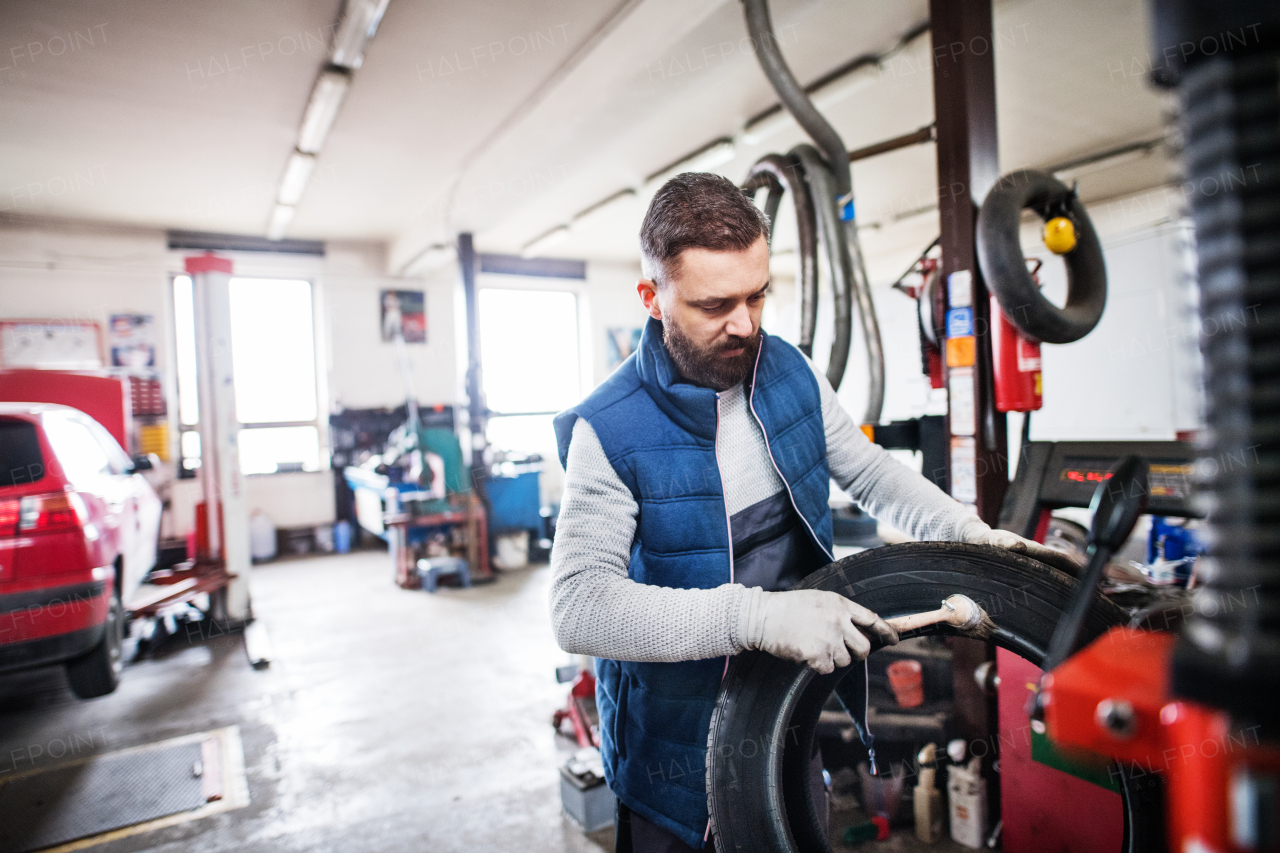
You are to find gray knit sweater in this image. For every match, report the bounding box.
[549,358,979,663]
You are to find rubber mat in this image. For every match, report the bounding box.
[0,740,208,853]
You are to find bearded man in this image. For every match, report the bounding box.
[550,173,1055,852]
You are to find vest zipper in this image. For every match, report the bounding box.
[745,352,835,563]
[710,393,734,846]
[713,393,736,584]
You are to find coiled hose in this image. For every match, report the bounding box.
[791,144,856,392]
[743,154,819,356]
[1167,46,1280,729]
[741,0,884,420]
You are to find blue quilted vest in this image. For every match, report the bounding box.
[553,317,833,847]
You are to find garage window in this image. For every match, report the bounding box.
[479,288,581,460]
[172,275,324,476]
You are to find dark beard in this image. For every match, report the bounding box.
[662,319,761,391]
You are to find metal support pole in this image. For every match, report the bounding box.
[929,0,1008,523]
[186,253,251,620]
[929,0,1004,833]
[458,233,490,527]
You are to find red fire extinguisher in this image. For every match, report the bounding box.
[991,259,1044,413]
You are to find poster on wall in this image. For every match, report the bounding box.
[108,313,156,370]
[381,290,426,343]
[605,327,642,371]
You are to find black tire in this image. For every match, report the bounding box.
[976,169,1107,344]
[66,591,124,699]
[707,542,1164,853]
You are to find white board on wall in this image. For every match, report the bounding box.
[0,320,104,369]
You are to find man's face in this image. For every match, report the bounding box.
[638,235,770,391]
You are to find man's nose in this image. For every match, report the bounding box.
[725,303,753,338]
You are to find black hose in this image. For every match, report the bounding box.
[1165,45,1280,730]
[740,0,884,416]
[744,154,819,356]
[741,168,785,234]
[844,216,885,419]
[707,543,1166,853]
[741,0,851,200]
[975,169,1107,344]
[791,146,855,398]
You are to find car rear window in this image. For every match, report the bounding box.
[0,418,45,488]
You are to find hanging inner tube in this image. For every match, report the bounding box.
[706,542,1165,853]
[976,169,1107,344]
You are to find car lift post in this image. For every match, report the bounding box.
[185,254,256,640]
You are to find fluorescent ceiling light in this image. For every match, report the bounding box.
[645,139,737,189]
[277,151,316,206]
[686,139,736,172]
[267,204,296,240]
[403,243,456,276]
[741,109,791,146]
[1052,147,1151,181]
[522,225,570,258]
[812,66,878,111]
[297,69,351,154]
[570,188,637,228]
[330,0,391,70]
[741,61,879,147]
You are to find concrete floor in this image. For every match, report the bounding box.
[1,550,975,853]
[0,551,612,853]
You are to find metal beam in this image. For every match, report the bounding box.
[930,0,1007,523]
[929,0,1003,833]
[458,233,489,512]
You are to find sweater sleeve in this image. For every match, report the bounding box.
[548,417,765,662]
[810,360,980,541]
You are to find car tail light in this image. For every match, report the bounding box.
[0,498,18,536]
[13,492,85,534]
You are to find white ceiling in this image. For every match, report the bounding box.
[0,0,1174,278]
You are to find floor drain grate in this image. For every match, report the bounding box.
[0,727,248,853]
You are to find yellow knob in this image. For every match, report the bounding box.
[1043,216,1077,254]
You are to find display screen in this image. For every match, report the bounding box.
[1058,457,1193,500]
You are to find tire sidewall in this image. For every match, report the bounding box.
[707,543,1147,853]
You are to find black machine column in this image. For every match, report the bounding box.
[458,232,490,511]
[929,0,1005,827]
[930,0,1008,523]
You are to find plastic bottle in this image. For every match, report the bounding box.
[914,743,943,842]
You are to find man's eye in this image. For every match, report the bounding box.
[701,302,724,313]
[748,293,766,303]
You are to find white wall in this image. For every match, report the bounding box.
[0,222,458,534]
[766,186,1202,438]
[324,245,457,411]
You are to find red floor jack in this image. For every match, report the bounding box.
[552,666,600,749]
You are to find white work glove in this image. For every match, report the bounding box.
[746,589,898,674]
[959,518,1084,575]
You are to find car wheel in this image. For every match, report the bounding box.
[66,591,125,699]
[707,542,1165,853]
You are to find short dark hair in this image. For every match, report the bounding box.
[639,172,770,287]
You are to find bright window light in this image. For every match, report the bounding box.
[238,426,321,475]
[486,414,560,460]
[228,278,318,424]
[181,430,201,469]
[478,289,581,416]
[173,275,199,426]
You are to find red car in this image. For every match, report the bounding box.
[0,403,162,698]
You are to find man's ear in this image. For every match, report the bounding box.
[636,279,663,320]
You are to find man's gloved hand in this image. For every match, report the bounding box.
[959,518,1085,575]
[747,589,898,674]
